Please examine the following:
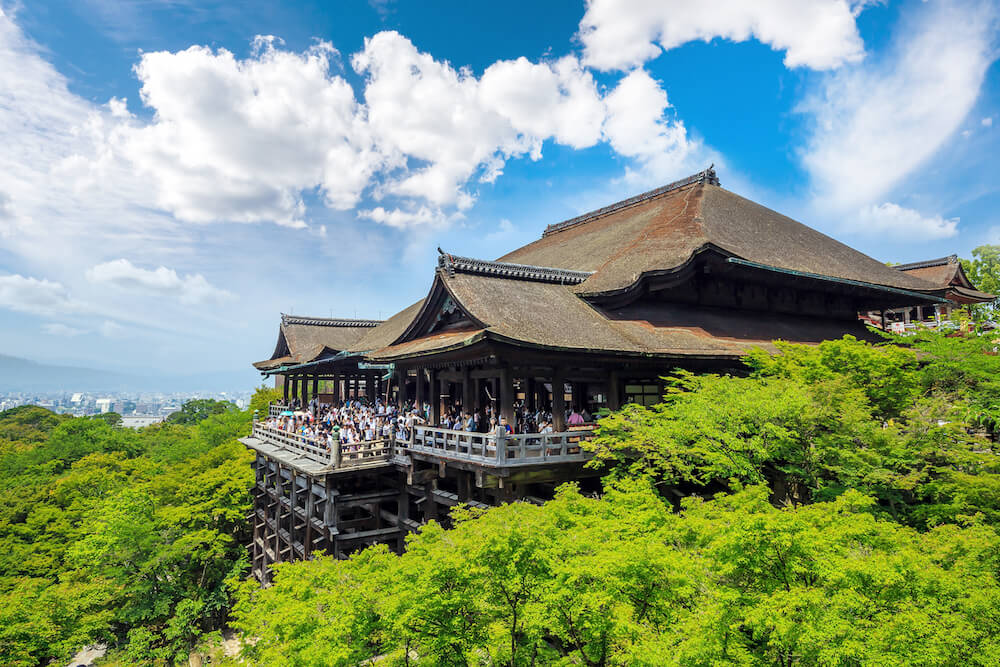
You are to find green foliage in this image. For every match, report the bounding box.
[0,405,253,666]
[235,482,1000,666]
[90,411,123,428]
[249,385,282,419]
[589,334,1000,527]
[166,398,237,425]
[961,244,1000,319]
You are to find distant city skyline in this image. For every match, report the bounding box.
[0,0,997,376]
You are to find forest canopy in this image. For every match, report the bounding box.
[235,331,1000,666]
[3,331,1000,665]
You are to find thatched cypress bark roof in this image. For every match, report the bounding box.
[253,315,383,370]
[499,168,938,297]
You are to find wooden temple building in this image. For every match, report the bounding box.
[240,167,994,582]
[873,255,995,329]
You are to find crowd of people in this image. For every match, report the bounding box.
[259,395,596,454]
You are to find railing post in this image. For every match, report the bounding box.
[332,440,342,468]
[496,429,507,464]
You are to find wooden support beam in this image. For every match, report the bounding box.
[499,366,515,425]
[552,367,566,432]
[415,368,425,410]
[430,369,441,425]
[608,369,621,411]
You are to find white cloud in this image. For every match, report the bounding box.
[485,218,515,242]
[42,323,87,336]
[854,202,959,240]
[0,274,78,317]
[351,32,608,211]
[478,56,606,152]
[578,0,867,72]
[113,37,378,227]
[99,320,125,338]
[800,0,998,212]
[357,206,449,229]
[603,69,705,185]
[86,259,233,305]
[984,116,995,127]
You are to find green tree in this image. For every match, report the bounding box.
[166,398,236,425]
[588,335,1000,526]
[234,482,1000,666]
[961,244,1000,319]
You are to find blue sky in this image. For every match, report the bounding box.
[0,0,997,380]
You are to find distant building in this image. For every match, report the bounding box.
[95,398,113,413]
[121,415,164,429]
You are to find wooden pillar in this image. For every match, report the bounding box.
[903,308,911,325]
[572,381,586,411]
[552,367,566,432]
[282,375,289,403]
[415,368,425,411]
[499,367,515,425]
[608,369,621,411]
[526,377,536,411]
[302,375,312,407]
[462,367,473,412]
[396,369,408,411]
[474,377,483,411]
[429,369,441,425]
[311,376,319,403]
[332,373,340,403]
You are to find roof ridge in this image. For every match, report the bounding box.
[541,166,720,238]
[281,314,383,327]
[894,255,958,271]
[437,249,594,284]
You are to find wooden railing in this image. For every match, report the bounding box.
[268,403,290,418]
[400,425,595,466]
[251,423,392,469]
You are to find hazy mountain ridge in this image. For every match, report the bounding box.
[0,354,260,393]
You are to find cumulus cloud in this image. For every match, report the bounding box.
[984,117,995,127]
[854,202,959,240]
[800,0,998,213]
[352,33,609,211]
[77,29,689,231]
[579,0,867,71]
[86,259,233,305]
[113,36,378,227]
[0,274,78,317]
[603,69,703,184]
[42,323,87,336]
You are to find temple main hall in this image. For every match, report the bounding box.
[241,167,994,582]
